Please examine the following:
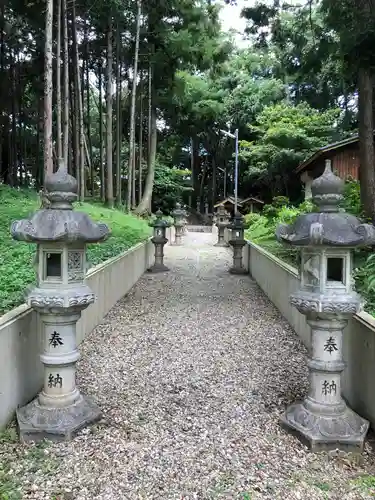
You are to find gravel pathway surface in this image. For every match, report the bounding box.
[2,231,375,500]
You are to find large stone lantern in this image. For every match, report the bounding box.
[215,205,230,247]
[228,212,248,274]
[148,209,170,272]
[276,159,375,452]
[171,202,186,245]
[11,162,110,442]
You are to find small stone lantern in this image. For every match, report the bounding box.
[148,209,170,272]
[171,202,186,245]
[276,159,375,452]
[228,212,248,274]
[215,205,230,247]
[11,162,110,442]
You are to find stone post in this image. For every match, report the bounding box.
[215,205,230,247]
[11,161,110,442]
[228,212,248,274]
[171,202,186,245]
[148,209,170,272]
[276,159,375,453]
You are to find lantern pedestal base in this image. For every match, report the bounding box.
[229,266,248,275]
[280,401,369,453]
[147,263,169,273]
[16,394,101,443]
[214,240,228,247]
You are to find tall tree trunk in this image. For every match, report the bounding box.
[85,22,93,193]
[115,24,122,205]
[44,0,54,178]
[358,66,375,221]
[56,0,62,159]
[138,79,143,204]
[135,105,156,215]
[72,0,85,199]
[10,50,16,186]
[106,16,114,208]
[98,61,105,202]
[147,58,152,162]
[127,0,142,209]
[62,0,69,165]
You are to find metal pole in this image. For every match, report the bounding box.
[234,128,239,213]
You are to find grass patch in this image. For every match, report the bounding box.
[0,185,151,315]
[351,474,375,495]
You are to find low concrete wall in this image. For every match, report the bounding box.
[186,225,214,233]
[247,241,375,428]
[0,240,154,428]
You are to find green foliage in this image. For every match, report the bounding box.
[0,185,151,315]
[153,159,192,213]
[341,178,363,217]
[239,101,340,193]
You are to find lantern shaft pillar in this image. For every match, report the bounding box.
[280,315,369,452]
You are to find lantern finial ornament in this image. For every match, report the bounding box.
[11,160,110,442]
[276,158,375,453]
[311,159,344,212]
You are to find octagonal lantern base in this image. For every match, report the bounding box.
[280,401,369,453]
[229,266,248,275]
[17,395,101,443]
[147,263,169,273]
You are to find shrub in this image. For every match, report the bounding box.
[243,212,262,228]
[341,178,363,217]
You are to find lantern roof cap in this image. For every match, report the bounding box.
[171,202,185,218]
[149,209,171,228]
[228,212,244,230]
[11,161,110,243]
[276,160,375,247]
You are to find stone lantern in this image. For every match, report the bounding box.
[215,205,230,247]
[171,202,186,245]
[228,212,248,274]
[11,162,110,442]
[148,209,170,272]
[276,159,375,452]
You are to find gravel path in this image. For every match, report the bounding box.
[2,231,375,500]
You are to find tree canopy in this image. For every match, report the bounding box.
[1,0,375,215]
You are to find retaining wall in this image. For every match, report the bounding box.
[0,239,154,428]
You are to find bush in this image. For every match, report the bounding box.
[243,212,262,228]
[341,178,363,217]
[0,185,151,315]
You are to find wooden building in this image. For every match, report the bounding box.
[214,196,264,214]
[296,135,360,200]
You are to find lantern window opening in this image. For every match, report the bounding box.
[326,257,345,285]
[43,251,63,280]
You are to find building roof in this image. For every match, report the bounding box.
[296,134,359,174]
[241,196,264,205]
[214,196,264,209]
